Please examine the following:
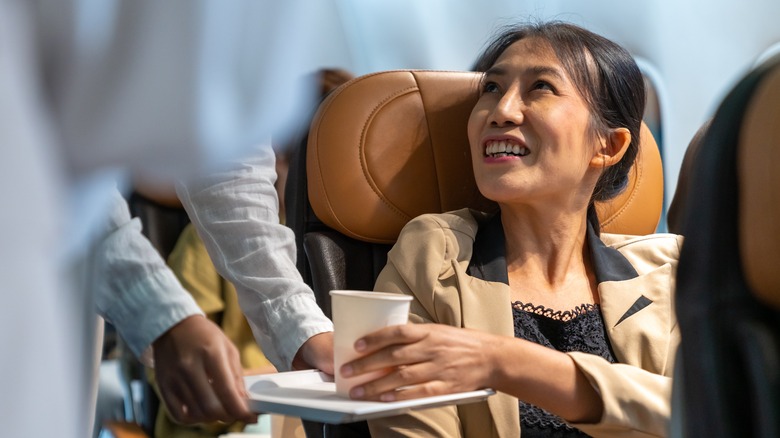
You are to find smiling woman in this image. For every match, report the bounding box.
[339,21,682,438]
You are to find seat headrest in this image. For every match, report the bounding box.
[667,120,711,234]
[307,70,664,244]
[739,61,780,309]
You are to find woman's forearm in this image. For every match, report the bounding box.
[488,336,603,423]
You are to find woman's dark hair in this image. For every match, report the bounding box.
[473,21,646,205]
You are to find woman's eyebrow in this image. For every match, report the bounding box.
[484,64,566,81]
[527,65,566,80]
[483,66,507,77]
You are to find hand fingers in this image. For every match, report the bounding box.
[204,346,257,423]
[165,378,207,424]
[354,325,426,356]
[343,343,419,380]
[175,360,232,423]
[158,385,189,424]
[350,361,445,401]
[343,325,438,378]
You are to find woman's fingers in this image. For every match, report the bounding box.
[350,361,443,400]
[354,324,427,355]
[343,325,434,377]
[343,324,499,401]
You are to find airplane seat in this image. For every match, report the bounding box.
[675,53,780,437]
[128,181,190,260]
[667,120,712,234]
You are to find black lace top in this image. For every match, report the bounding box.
[512,301,617,437]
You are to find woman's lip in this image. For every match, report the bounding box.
[483,154,522,163]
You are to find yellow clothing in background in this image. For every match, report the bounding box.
[152,223,273,438]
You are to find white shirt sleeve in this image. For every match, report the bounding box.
[92,188,203,360]
[176,144,333,371]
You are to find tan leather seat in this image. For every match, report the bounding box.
[739,62,780,309]
[667,120,711,234]
[307,70,664,244]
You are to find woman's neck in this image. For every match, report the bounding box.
[499,203,597,307]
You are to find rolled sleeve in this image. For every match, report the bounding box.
[93,189,203,359]
[177,144,332,370]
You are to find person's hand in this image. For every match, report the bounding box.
[340,324,498,402]
[291,331,334,374]
[152,315,257,425]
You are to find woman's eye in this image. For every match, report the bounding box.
[532,81,554,92]
[482,81,500,93]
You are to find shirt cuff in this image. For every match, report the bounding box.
[100,268,203,359]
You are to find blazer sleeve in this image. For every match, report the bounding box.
[564,235,682,437]
[368,214,468,438]
[565,353,673,437]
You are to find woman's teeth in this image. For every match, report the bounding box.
[485,141,530,157]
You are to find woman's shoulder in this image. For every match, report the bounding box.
[601,232,684,271]
[402,208,490,240]
[392,208,492,264]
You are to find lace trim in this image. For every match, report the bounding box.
[511,301,598,322]
[520,400,590,437]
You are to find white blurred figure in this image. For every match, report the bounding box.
[0,1,322,436]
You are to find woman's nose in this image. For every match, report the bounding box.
[489,92,525,127]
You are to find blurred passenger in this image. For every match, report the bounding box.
[0,1,325,437]
[343,22,682,437]
[176,67,354,377]
[147,67,351,438]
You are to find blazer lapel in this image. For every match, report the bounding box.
[598,263,675,374]
[460,213,520,438]
[588,222,675,374]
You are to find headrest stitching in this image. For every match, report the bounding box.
[357,83,422,225]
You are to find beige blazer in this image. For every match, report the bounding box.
[368,209,682,438]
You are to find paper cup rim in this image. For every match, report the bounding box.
[329,290,413,301]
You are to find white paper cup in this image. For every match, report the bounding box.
[330,290,413,397]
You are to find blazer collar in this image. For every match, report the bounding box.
[466,211,674,373]
[467,213,638,285]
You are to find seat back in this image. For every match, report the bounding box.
[666,120,711,234]
[675,54,780,437]
[288,70,664,318]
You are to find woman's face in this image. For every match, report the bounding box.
[468,37,605,210]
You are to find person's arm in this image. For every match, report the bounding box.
[176,144,333,372]
[93,188,256,424]
[348,325,603,416]
[92,188,203,358]
[351,324,672,436]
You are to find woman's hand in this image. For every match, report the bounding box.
[340,323,501,401]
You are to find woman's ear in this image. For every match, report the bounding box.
[590,127,631,168]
